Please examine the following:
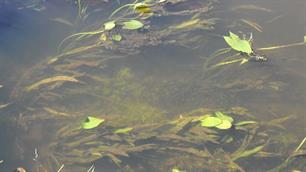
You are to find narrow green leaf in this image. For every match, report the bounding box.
[304,35,306,43]
[81,116,104,129]
[122,20,144,30]
[213,58,246,68]
[112,34,122,41]
[215,120,232,130]
[114,127,133,134]
[104,21,116,31]
[235,120,257,126]
[200,116,222,127]
[232,145,265,160]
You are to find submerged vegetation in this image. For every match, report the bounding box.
[0,0,305,171]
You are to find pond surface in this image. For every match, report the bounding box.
[0,0,305,171]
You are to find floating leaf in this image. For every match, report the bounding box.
[81,116,104,129]
[134,3,152,14]
[235,121,257,126]
[26,75,79,91]
[112,34,122,41]
[216,120,232,130]
[122,20,144,30]
[224,32,253,54]
[215,111,234,123]
[104,20,116,31]
[200,116,222,127]
[114,127,133,134]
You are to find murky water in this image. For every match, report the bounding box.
[0,0,305,171]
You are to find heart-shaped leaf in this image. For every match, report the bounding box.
[224,32,253,54]
[81,116,104,129]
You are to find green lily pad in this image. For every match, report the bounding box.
[224,32,253,54]
[114,127,133,134]
[81,116,104,129]
[200,116,222,127]
[215,111,234,123]
[122,20,144,30]
[216,120,232,130]
[104,21,116,31]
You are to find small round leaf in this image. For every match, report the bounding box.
[104,21,116,31]
[216,120,232,130]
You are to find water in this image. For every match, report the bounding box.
[0,0,305,171]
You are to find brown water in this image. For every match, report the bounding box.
[0,0,305,171]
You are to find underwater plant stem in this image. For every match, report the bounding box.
[77,0,82,18]
[294,136,306,152]
[108,3,136,19]
[257,42,305,51]
[58,29,105,51]
[267,136,306,172]
[57,164,64,172]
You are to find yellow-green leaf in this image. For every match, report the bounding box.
[104,20,116,31]
[215,111,234,123]
[172,169,182,172]
[134,3,152,14]
[114,127,133,134]
[224,32,253,54]
[122,20,144,30]
[112,34,122,41]
[200,116,222,127]
[304,35,306,43]
[215,120,232,130]
[81,116,104,129]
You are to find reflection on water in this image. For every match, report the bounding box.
[0,0,305,171]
